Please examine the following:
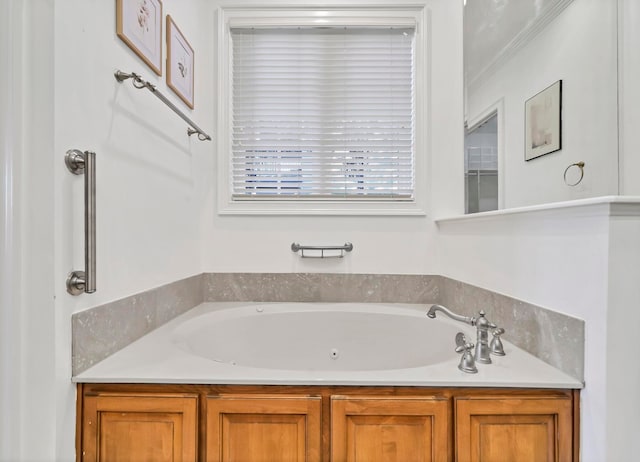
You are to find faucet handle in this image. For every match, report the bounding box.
[455,332,469,349]
[455,333,478,374]
[490,327,506,356]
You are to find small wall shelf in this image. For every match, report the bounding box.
[291,242,353,258]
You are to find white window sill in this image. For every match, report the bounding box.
[217,199,427,216]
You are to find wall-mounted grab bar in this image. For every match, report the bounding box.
[291,242,353,258]
[65,149,96,295]
[114,70,212,141]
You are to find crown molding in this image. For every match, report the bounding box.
[466,0,575,92]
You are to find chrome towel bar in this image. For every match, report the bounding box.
[65,149,96,295]
[291,242,353,258]
[114,70,212,141]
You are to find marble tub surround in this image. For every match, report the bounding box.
[438,276,584,382]
[205,273,440,303]
[72,274,204,375]
[72,272,584,382]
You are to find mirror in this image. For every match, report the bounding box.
[464,0,619,210]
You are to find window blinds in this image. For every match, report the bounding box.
[231,27,415,200]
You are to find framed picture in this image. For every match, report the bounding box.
[166,16,195,109]
[116,0,163,76]
[525,80,562,161]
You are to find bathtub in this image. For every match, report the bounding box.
[73,302,583,388]
[172,303,462,371]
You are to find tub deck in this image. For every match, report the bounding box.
[73,302,583,389]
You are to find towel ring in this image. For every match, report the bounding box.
[564,161,585,186]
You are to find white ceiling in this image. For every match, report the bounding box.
[464,0,572,85]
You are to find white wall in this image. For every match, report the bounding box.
[54,0,214,309]
[3,0,216,460]
[0,1,57,460]
[53,0,216,457]
[205,0,464,275]
[0,1,27,459]
[611,5,640,452]
[618,0,640,195]
[605,205,640,460]
[467,0,619,209]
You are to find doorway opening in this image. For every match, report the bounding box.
[465,112,498,213]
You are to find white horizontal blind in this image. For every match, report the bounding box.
[231,27,415,200]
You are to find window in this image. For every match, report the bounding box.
[232,27,414,200]
[217,8,428,215]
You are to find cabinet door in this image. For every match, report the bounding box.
[206,394,322,462]
[331,395,450,462]
[455,396,574,462]
[81,392,198,462]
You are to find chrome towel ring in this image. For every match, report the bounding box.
[563,161,585,186]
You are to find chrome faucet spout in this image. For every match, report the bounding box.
[427,305,502,366]
[426,304,474,325]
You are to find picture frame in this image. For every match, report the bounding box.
[116,0,163,76]
[166,15,195,109]
[524,80,562,161]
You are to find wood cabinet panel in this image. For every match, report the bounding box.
[77,384,578,462]
[455,396,573,462]
[206,394,322,462]
[331,396,450,462]
[80,392,198,462]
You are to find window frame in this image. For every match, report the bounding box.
[216,6,429,216]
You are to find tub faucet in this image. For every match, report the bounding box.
[426,304,499,364]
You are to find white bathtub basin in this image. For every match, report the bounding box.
[171,303,462,371]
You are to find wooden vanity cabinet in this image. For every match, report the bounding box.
[77,385,578,462]
[78,391,198,462]
[455,393,576,462]
[206,394,322,462]
[331,395,450,462]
